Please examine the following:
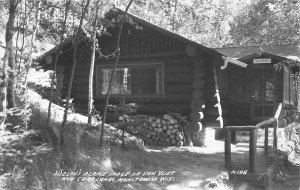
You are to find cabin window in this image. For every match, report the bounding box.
[97,63,164,96]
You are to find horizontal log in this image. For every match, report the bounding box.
[137,106,190,115]
[84,102,190,114]
[165,74,193,83]
[75,94,192,104]
[193,61,204,70]
[193,68,205,78]
[165,64,193,74]
[224,102,251,109]
[166,84,193,94]
[226,108,250,117]
[226,117,250,126]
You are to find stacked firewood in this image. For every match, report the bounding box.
[115,113,186,147]
[143,114,185,147]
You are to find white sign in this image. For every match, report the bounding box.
[253,58,271,64]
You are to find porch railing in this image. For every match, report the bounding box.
[224,103,283,173]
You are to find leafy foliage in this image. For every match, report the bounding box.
[230,0,300,46]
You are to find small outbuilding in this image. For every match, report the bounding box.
[215,45,300,125]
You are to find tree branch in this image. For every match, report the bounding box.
[99,0,134,148]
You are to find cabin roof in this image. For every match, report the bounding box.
[215,45,300,63]
[36,7,247,68]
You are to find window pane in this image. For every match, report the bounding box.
[132,67,158,94]
[139,68,157,94]
[99,64,161,95]
[131,68,139,94]
[100,68,131,94]
[265,90,274,103]
[253,69,264,103]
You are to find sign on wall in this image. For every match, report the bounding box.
[253,58,272,64]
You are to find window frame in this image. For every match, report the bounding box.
[96,62,165,97]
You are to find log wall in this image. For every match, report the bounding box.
[98,23,186,58]
[70,54,194,115]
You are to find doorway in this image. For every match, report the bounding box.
[251,66,276,122]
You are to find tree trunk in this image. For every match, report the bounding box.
[22,0,41,131]
[99,0,134,147]
[297,74,300,112]
[0,0,19,129]
[5,0,18,109]
[18,0,27,71]
[61,0,91,146]
[47,0,71,126]
[7,47,16,108]
[88,5,100,126]
[15,14,20,62]
[0,48,9,130]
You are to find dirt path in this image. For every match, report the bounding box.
[109,141,299,190]
[109,141,240,190]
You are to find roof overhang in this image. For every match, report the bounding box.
[36,8,248,70]
[221,56,247,69]
[114,7,247,69]
[215,45,300,67]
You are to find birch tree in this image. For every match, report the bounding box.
[99,0,133,147]
[87,2,100,126]
[60,0,91,146]
[0,0,20,129]
[6,0,19,109]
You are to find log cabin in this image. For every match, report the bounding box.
[36,8,251,145]
[215,45,300,126]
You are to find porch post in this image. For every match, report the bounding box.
[212,63,223,128]
[225,128,232,170]
[249,128,257,173]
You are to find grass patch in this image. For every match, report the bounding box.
[0,97,151,190]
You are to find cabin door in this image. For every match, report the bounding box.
[251,66,276,122]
